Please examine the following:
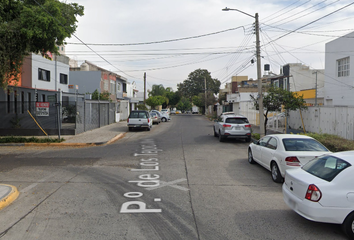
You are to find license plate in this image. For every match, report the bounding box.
[134,125,141,127]
[234,127,240,130]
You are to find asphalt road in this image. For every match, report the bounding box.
[0,115,348,240]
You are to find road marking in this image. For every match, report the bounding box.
[21,172,58,193]
[146,178,189,191]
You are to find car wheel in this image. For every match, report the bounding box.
[248,149,255,164]
[218,131,225,142]
[129,127,132,131]
[245,137,251,143]
[162,118,166,122]
[213,127,218,137]
[271,162,283,183]
[342,211,354,239]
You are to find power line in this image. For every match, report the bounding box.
[66,26,247,46]
[263,1,354,46]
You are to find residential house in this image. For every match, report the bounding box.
[270,63,325,106]
[0,53,71,134]
[324,31,354,106]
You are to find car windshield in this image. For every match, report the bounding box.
[225,118,249,124]
[302,155,351,181]
[129,112,147,118]
[282,138,329,152]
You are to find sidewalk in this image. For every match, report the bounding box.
[0,121,128,147]
[0,121,129,210]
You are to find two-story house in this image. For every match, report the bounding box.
[0,53,70,133]
[324,31,354,106]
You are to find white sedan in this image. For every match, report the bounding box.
[248,134,330,183]
[282,151,354,239]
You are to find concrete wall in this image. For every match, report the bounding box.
[69,71,102,94]
[289,106,354,140]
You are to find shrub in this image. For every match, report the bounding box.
[306,133,354,152]
[0,136,64,143]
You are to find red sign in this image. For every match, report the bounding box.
[36,102,50,116]
[36,102,50,108]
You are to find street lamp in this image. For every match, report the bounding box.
[222,7,264,136]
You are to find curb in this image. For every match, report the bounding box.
[106,133,126,145]
[0,132,127,147]
[0,184,19,211]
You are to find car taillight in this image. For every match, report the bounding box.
[127,119,129,123]
[245,125,251,128]
[148,119,150,123]
[285,156,300,166]
[222,124,232,128]
[305,184,322,202]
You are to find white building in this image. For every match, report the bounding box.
[324,31,354,106]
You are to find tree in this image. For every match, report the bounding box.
[0,0,84,89]
[149,84,166,97]
[251,85,307,135]
[92,90,110,101]
[176,97,192,112]
[165,91,180,108]
[177,69,221,100]
[146,96,165,110]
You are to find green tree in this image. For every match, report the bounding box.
[176,97,192,112]
[165,91,180,108]
[146,96,165,109]
[92,90,110,101]
[251,85,307,135]
[192,95,203,108]
[149,84,166,97]
[0,0,84,88]
[177,69,221,100]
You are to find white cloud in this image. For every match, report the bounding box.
[65,0,354,91]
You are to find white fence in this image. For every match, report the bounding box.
[237,102,354,140]
[289,106,354,140]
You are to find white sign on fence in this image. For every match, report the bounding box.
[36,102,50,116]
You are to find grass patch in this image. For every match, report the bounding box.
[0,136,64,143]
[305,133,354,152]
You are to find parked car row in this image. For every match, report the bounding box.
[127,109,171,131]
[212,112,354,238]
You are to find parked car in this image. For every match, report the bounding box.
[150,112,161,125]
[161,109,170,115]
[282,151,354,239]
[248,134,330,183]
[170,110,176,115]
[176,110,182,114]
[127,110,152,131]
[213,114,251,142]
[151,110,170,122]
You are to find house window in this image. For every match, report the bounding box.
[274,80,279,88]
[38,68,50,81]
[60,73,68,84]
[110,80,116,95]
[117,83,121,91]
[104,80,109,91]
[283,79,288,91]
[337,57,350,77]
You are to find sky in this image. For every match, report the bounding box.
[64,0,354,92]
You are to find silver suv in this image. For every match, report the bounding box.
[213,114,252,142]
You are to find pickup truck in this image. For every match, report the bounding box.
[127,110,152,131]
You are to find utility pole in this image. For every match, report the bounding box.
[144,72,146,104]
[222,8,264,136]
[204,77,207,115]
[313,71,318,106]
[255,13,264,137]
